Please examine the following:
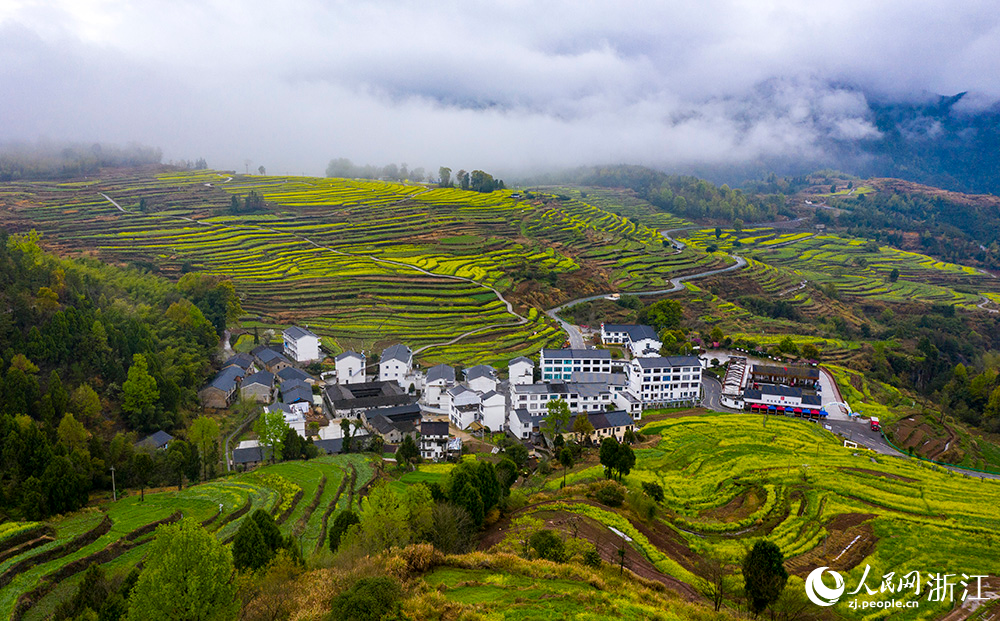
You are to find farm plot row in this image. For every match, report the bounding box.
[3,454,373,621]
[681,228,999,309]
[542,413,1000,620]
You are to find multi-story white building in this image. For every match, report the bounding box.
[419,421,450,461]
[465,365,498,394]
[445,385,482,429]
[283,326,321,363]
[510,380,618,415]
[626,355,702,408]
[423,364,456,407]
[540,349,612,381]
[480,390,506,432]
[379,344,413,385]
[508,356,534,385]
[600,324,662,358]
[335,351,366,385]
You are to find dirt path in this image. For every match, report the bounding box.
[478,500,704,602]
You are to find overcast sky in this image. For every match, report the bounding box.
[2,0,998,176]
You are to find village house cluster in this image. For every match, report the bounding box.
[200,324,706,468]
[720,356,827,418]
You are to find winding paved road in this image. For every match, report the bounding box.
[545,225,747,348]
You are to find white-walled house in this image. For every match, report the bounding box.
[446,385,482,429]
[424,364,456,407]
[626,355,702,408]
[508,356,534,385]
[335,351,366,385]
[480,390,506,432]
[540,349,613,380]
[283,326,321,363]
[379,344,413,385]
[600,324,662,357]
[465,365,498,394]
[420,421,450,461]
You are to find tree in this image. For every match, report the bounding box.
[131,452,153,501]
[253,408,288,464]
[710,326,725,344]
[125,520,238,621]
[166,439,198,491]
[340,418,352,453]
[494,457,518,492]
[188,416,219,481]
[558,447,573,488]
[429,503,474,553]
[404,484,435,543]
[742,540,788,616]
[397,434,419,465]
[122,354,159,431]
[541,399,571,439]
[529,529,565,562]
[438,166,452,187]
[328,510,360,552]
[232,516,270,572]
[614,443,636,481]
[70,383,101,424]
[889,267,900,283]
[449,467,484,527]
[457,169,469,190]
[572,414,595,443]
[352,483,410,553]
[257,165,265,175]
[503,442,528,469]
[714,227,722,239]
[473,461,501,514]
[57,413,89,452]
[250,509,284,552]
[698,555,730,612]
[600,437,620,479]
[642,481,664,502]
[328,577,402,621]
[642,299,683,332]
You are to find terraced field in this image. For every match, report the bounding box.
[2,454,374,621]
[0,170,721,366]
[681,227,1000,310]
[521,412,1000,620]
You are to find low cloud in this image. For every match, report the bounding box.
[1,1,997,177]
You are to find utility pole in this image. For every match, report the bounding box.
[110,466,117,501]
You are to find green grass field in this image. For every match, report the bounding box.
[2,453,377,621]
[514,412,1000,620]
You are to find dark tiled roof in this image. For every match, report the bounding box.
[571,410,633,431]
[324,381,413,410]
[369,414,399,435]
[313,438,344,454]
[752,364,820,380]
[368,403,422,423]
[281,385,313,404]
[509,356,533,366]
[256,348,290,366]
[421,421,449,437]
[382,344,412,363]
[207,366,243,392]
[242,370,274,388]
[464,365,497,381]
[426,364,456,383]
[277,367,314,383]
[761,384,803,398]
[223,353,255,370]
[232,446,264,464]
[802,395,822,406]
[542,349,612,360]
[603,324,659,341]
[335,350,364,362]
[633,356,701,369]
[136,430,173,449]
[284,325,317,340]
